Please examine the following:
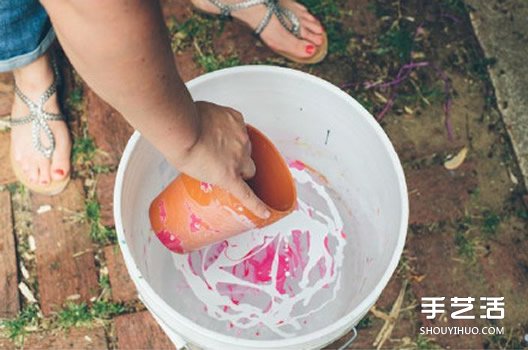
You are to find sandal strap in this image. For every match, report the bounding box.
[9,60,65,159]
[207,0,301,37]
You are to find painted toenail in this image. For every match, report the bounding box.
[54,169,64,176]
[305,44,315,55]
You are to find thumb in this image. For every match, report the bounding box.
[226,177,271,219]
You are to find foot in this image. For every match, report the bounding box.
[11,54,71,187]
[191,0,325,60]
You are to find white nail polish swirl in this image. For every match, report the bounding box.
[172,161,347,337]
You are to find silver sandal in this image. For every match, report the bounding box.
[10,61,66,159]
[203,0,328,64]
[8,59,70,196]
[209,0,301,38]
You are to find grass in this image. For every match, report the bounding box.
[377,24,414,62]
[469,56,497,84]
[398,82,445,108]
[56,303,93,328]
[415,334,441,349]
[359,4,449,120]
[57,301,127,329]
[440,0,468,16]
[481,211,501,236]
[453,210,504,260]
[91,301,127,319]
[487,331,524,350]
[454,217,476,260]
[67,87,83,108]
[196,52,241,72]
[454,230,476,261]
[1,300,127,345]
[356,315,373,329]
[168,12,243,72]
[85,199,116,245]
[72,133,96,165]
[355,94,375,113]
[1,304,40,344]
[5,182,24,196]
[168,13,222,53]
[99,274,111,291]
[516,208,528,220]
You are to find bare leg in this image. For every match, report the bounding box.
[11,52,71,185]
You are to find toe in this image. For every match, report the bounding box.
[20,160,30,174]
[27,162,39,184]
[51,163,69,181]
[51,123,71,181]
[51,144,71,181]
[296,39,318,58]
[265,26,315,59]
[302,15,324,35]
[38,158,51,185]
[300,26,324,46]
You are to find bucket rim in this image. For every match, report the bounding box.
[114,65,409,348]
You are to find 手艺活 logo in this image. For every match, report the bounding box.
[421,296,504,320]
[418,297,505,336]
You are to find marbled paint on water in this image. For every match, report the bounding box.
[172,161,347,337]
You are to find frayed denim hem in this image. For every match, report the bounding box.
[0,28,55,73]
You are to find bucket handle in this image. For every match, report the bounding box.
[337,326,358,350]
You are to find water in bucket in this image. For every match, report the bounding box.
[169,159,355,339]
[115,66,408,349]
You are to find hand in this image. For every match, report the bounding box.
[171,101,271,219]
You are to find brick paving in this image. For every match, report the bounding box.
[114,311,175,350]
[0,73,13,117]
[85,88,134,167]
[24,326,108,349]
[0,191,19,317]
[0,326,108,350]
[31,180,99,315]
[103,245,137,303]
[0,132,17,185]
[96,172,117,228]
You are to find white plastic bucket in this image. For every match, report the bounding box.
[114,66,408,350]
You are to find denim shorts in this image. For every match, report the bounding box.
[0,0,55,72]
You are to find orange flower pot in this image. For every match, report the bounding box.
[149,125,297,254]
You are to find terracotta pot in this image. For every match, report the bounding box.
[149,125,297,254]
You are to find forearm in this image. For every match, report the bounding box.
[40,0,199,164]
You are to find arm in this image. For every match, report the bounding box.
[40,0,269,218]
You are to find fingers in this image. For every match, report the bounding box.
[227,178,270,219]
[226,106,244,123]
[240,158,256,180]
[239,132,255,180]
